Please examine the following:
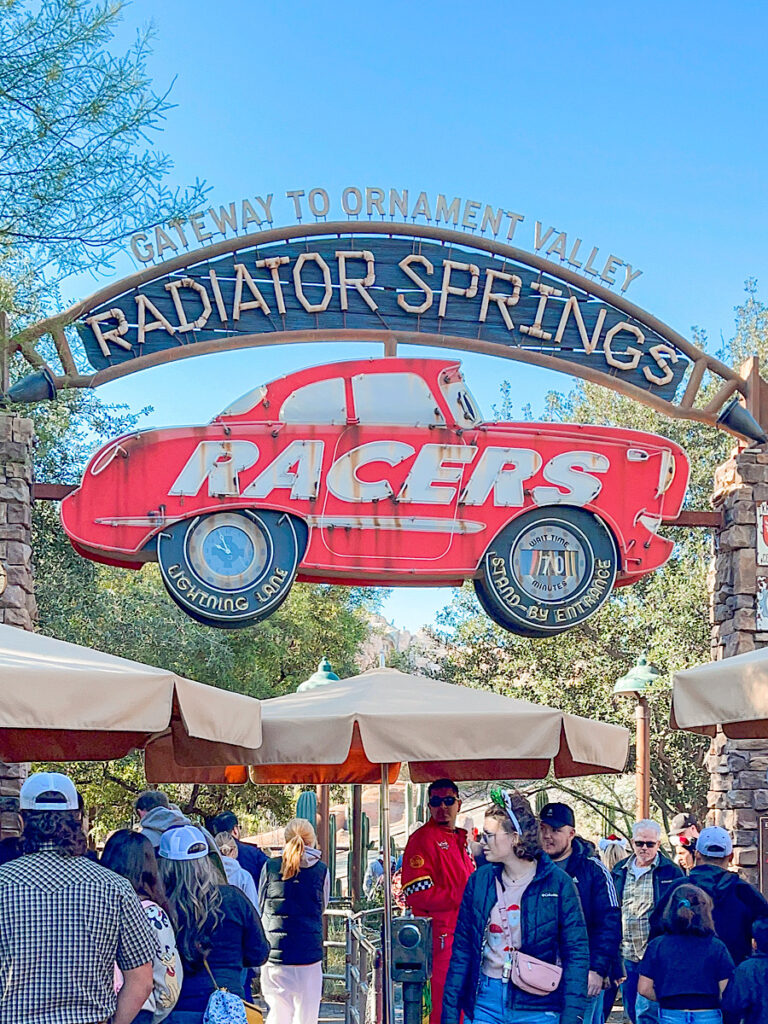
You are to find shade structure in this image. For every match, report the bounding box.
[0,624,262,769]
[246,668,629,784]
[672,646,768,739]
[243,667,629,1024]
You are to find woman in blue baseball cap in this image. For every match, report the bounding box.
[158,825,269,1023]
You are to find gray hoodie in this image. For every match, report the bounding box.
[138,804,191,849]
[138,805,226,880]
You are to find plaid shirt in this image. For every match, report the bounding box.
[0,848,157,1024]
[620,854,659,961]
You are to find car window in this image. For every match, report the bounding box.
[218,384,268,418]
[280,377,347,424]
[352,373,445,426]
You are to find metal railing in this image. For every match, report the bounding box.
[323,905,383,1024]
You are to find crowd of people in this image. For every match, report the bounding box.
[1,771,768,1024]
[398,779,768,1024]
[0,773,327,1024]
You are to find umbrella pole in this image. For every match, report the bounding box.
[380,763,394,1024]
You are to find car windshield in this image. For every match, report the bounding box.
[440,374,484,426]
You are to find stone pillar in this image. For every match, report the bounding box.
[0,413,36,837]
[707,444,768,883]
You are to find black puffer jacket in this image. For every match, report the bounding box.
[649,863,768,965]
[612,852,683,916]
[442,856,589,1024]
[559,836,621,977]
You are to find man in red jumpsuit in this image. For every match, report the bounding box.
[402,779,474,1024]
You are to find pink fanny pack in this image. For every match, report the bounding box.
[509,950,562,995]
[494,878,562,996]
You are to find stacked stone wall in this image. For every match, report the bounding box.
[0,414,36,836]
[708,444,768,884]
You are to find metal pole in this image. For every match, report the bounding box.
[0,312,9,395]
[380,763,394,1024]
[351,784,363,903]
[317,784,330,857]
[636,696,650,820]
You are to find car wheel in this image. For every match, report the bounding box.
[156,510,308,629]
[473,506,617,638]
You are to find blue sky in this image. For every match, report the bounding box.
[62,0,768,631]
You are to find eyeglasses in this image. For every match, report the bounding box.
[482,831,500,843]
[429,796,457,808]
[634,840,659,848]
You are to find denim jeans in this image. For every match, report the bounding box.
[620,958,662,1024]
[467,975,561,1024]
[164,1012,205,1024]
[636,995,659,1024]
[583,992,604,1024]
[659,1013,722,1024]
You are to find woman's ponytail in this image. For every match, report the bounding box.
[281,817,317,880]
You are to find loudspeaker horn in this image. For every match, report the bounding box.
[716,395,768,445]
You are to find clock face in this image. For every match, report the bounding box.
[187,513,269,590]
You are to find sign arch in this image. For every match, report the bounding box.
[7,221,751,434]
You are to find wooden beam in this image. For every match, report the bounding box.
[670,510,721,528]
[33,483,76,500]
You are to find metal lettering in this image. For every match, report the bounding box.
[169,440,260,497]
[326,441,415,503]
[532,451,609,506]
[460,448,540,506]
[241,440,324,500]
[399,445,477,505]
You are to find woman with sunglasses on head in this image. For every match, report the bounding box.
[402,779,475,1024]
[443,789,589,1024]
[638,884,734,1024]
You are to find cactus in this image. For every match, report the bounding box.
[535,789,549,815]
[297,789,317,827]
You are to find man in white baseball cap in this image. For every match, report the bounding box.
[650,824,768,966]
[0,771,156,1024]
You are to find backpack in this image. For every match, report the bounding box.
[202,959,263,1024]
[203,987,248,1024]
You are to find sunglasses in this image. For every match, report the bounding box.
[482,830,501,843]
[634,840,659,848]
[429,796,457,807]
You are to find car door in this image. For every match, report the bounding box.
[319,370,475,570]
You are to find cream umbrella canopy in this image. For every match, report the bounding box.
[0,623,261,774]
[245,668,630,783]
[672,646,768,738]
[238,667,629,1024]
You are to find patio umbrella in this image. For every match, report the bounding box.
[0,624,262,767]
[240,667,630,1024]
[672,646,768,738]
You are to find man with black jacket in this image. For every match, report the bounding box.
[539,803,622,1024]
[649,825,768,966]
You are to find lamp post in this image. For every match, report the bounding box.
[298,658,340,865]
[613,655,662,821]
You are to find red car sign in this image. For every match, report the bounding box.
[61,358,689,636]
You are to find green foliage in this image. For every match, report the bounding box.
[29,391,378,837]
[433,281,768,830]
[0,0,207,293]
